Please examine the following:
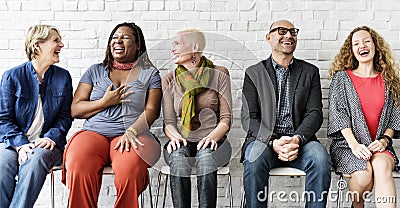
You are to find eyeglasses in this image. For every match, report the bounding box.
[269,27,299,36]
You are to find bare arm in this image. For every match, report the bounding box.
[114,88,162,152]
[382,128,395,138]
[128,88,162,133]
[197,122,230,150]
[164,124,184,141]
[368,128,394,153]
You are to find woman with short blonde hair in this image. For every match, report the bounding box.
[0,25,72,208]
[162,28,232,207]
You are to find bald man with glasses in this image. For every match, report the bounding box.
[241,19,331,207]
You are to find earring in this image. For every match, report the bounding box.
[191,54,196,65]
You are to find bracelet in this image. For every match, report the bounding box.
[379,135,393,148]
[126,127,138,136]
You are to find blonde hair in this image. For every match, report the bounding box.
[25,25,61,61]
[329,26,400,106]
[177,28,206,54]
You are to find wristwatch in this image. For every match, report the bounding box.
[294,134,305,146]
[268,139,274,149]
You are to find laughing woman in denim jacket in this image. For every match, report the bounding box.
[0,25,73,208]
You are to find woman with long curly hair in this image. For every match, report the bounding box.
[328,26,400,208]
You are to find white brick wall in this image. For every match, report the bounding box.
[1,0,400,207]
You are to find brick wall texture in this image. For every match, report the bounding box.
[1,0,400,207]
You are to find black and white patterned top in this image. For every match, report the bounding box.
[271,58,294,135]
[328,71,400,174]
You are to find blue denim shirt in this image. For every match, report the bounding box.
[0,61,73,149]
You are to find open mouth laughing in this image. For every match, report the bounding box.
[114,46,125,54]
[359,49,370,57]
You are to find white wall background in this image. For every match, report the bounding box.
[1,0,400,207]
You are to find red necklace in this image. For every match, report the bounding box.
[113,60,137,70]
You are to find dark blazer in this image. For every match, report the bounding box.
[241,56,323,161]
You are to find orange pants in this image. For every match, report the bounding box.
[64,130,149,208]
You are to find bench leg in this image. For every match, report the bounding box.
[155,171,163,208]
[227,173,233,208]
[162,175,168,208]
[148,179,153,208]
[51,169,55,208]
[240,191,245,208]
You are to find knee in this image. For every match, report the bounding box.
[302,142,331,173]
[0,157,17,172]
[244,141,272,168]
[65,152,99,175]
[114,159,148,181]
[243,154,271,177]
[169,156,191,177]
[168,150,191,168]
[25,148,60,169]
[372,158,394,179]
[244,155,266,171]
[350,170,373,190]
[196,149,218,175]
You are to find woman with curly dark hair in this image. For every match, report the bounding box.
[328,26,400,208]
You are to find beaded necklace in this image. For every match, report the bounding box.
[113,60,137,70]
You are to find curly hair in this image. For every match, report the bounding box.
[102,22,153,70]
[329,26,400,106]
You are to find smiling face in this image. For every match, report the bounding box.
[266,20,297,56]
[351,30,375,64]
[110,26,139,63]
[36,29,64,65]
[171,32,194,65]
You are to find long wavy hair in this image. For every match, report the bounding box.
[329,26,400,106]
[102,22,153,70]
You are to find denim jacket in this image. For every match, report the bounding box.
[0,61,73,149]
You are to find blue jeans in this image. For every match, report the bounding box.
[165,141,231,208]
[0,143,61,208]
[243,140,331,208]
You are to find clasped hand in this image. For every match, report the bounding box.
[273,136,299,162]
